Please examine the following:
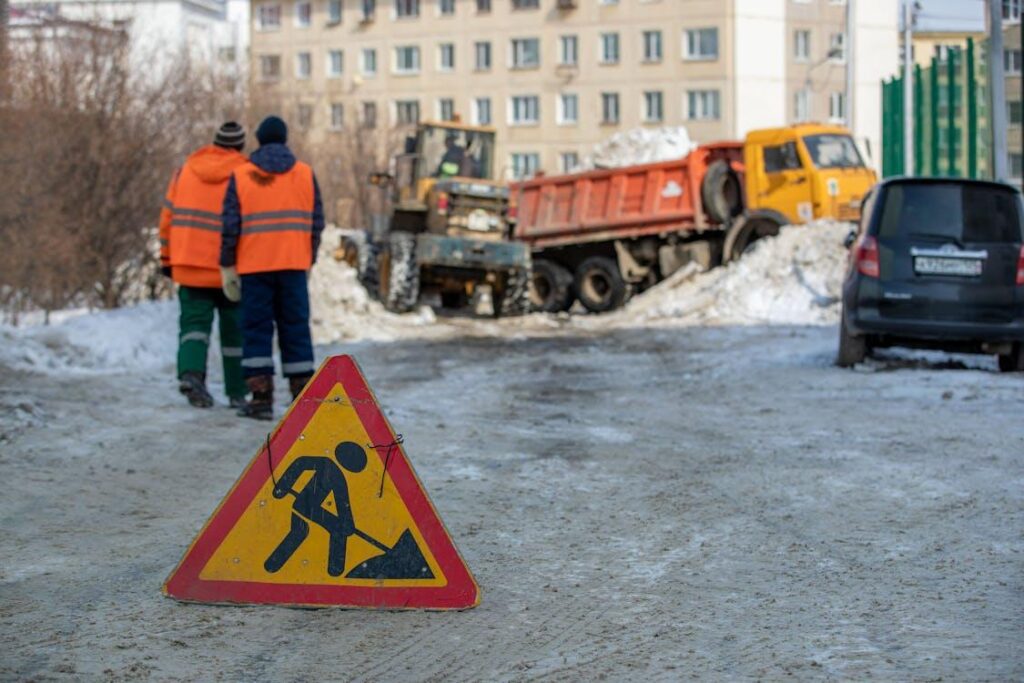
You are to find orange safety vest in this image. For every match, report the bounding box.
[159,145,247,288]
[232,161,315,275]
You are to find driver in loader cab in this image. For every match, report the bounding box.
[436,132,465,178]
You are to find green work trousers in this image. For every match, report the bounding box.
[177,286,246,399]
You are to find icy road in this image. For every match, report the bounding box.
[1,324,1022,680]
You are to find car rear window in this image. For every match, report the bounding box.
[877,183,1023,243]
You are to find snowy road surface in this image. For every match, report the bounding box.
[1,324,1022,680]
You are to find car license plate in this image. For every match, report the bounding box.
[913,256,982,277]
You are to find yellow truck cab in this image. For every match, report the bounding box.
[743,123,877,225]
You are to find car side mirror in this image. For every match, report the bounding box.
[368,172,393,187]
[843,230,857,249]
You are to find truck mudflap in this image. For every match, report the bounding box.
[415,234,530,271]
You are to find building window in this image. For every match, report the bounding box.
[330,103,344,130]
[794,30,810,62]
[474,97,492,125]
[510,153,540,179]
[1004,0,1021,22]
[475,41,491,70]
[601,92,620,124]
[396,100,420,124]
[295,1,311,27]
[558,93,578,124]
[438,98,455,120]
[685,28,718,60]
[1005,49,1022,75]
[296,51,312,79]
[362,0,376,21]
[643,91,663,122]
[829,91,846,123]
[477,0,491,11]
[600,32,620,64]
[394,46,420,74]
[395,0,419,18]
[830,32,846,62]
[362,48,378,75]
[363,101,377,128]
[511,38,540,69]
[328,50,343,77]
[328,0,342,23]
[642,30,662,62]
[512,0,539,9]
[560,152,579,173]
[794,90,809,122]
[1008,101,1022,125]
[1011,153,1023,178]
[440,0,455,15]
[256,4,281,30]
[297,104,313,129]
[686,90,720,120]
[510,95,540,125]
[259,54,281,79]
[560,35,578,66]
[439,43,455,71]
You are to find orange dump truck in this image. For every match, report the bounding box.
[513,123,877,313]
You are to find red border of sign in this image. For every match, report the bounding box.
[162,355,480,609]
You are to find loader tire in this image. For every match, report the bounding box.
[343,232,379,294]
[530,259,575,313]
[701,160,743,224]
[379,233,420,313]
[493,267,532,318]
[575,256,627,313]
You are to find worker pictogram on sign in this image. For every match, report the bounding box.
[162,355,479,609]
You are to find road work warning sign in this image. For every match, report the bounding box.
[163,355,480,609]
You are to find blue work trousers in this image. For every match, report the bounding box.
[240,270,315,378]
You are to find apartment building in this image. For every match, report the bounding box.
[250,0,896,178]
[1004,7,1022,185]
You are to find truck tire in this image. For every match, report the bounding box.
[378,233,420,313]
[836,313,868,367]
[723,215,783,263]
[701,160,743,224]
[575,256,627,313]
[530,259,575,313]
[493,267,532,318]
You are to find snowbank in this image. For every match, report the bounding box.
[583,126,698,170]
[618,220,852,326]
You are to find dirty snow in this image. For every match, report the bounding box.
[582,126,698,170]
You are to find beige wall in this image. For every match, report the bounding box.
[251,0,884,177]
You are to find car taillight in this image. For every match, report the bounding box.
[856,236,880,278]
[437,192,449,215]
[1017,245,1024,285]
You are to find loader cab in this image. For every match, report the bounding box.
[392,121,497,208]
[743,124,877,225]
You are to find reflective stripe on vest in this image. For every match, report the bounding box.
[233,160,315,275]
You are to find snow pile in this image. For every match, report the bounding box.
[621,221,853,326]
[583,126,697,170]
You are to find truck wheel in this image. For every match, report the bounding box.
[836,313,868,367]
[723,216,782,263]
[575,257,627,313]
[701,160,743,224]
[530,259,574,313]
[493,267,532,318]
[997,344,1024,372]
[379,233,420,313]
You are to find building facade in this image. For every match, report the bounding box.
[1004,17,1022,186]
[250,0,896,178]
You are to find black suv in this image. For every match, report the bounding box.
[839,178,1024,371]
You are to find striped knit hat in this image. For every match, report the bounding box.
[214,121,246,150]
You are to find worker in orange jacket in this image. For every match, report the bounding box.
[220,116,324,421]
[159,122,249,408]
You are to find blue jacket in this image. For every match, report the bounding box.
[220,143,325,268]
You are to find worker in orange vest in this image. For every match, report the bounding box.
[220,116,324,421]
[159,122,249,408]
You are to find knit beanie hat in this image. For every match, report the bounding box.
[214,121,246,150]
[256,116,288,146]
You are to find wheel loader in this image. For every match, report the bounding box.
[339,120,531,317]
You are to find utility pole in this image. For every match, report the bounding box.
[903,0,915,176]
[989,0,1009,181]
[846,0,855,134]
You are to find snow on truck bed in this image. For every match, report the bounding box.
[0,222,852,375]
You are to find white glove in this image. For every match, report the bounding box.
[221,266,242,303]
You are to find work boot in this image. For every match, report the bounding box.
[228,396,248,410]
[237,375,274,421]
[179,371,214,408]
[289,374,313,401]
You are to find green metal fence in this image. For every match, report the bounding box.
[881,37,991,179]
